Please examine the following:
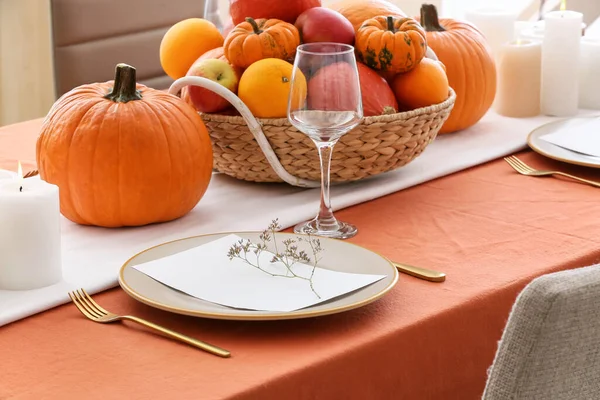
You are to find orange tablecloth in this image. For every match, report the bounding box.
[2,120,600,399]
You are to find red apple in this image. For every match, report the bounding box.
[295,7,354,45]
[186,58,238,113]
[230,0,321,25]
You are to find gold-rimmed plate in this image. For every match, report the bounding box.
[528,117,600,168]
[118,232,399,321]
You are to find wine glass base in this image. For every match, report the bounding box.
[293,219,357,239]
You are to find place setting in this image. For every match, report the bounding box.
[527,117,600,169]
[476,0,600,184]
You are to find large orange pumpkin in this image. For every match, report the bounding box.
[416,4,496,134]
[355,16,427,74]
[36,64,214,228]
[224,18,301,69]
[230,0,321,25]
[328,0,406,32]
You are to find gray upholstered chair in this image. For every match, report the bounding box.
[49,0,216,97]
[483,264,600,399]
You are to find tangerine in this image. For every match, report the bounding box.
[238,59,306,118]
[159,18,224,80]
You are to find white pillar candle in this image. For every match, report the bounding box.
[514,21,537,41]
[495,40,542,117]
[0,170,15,180]
[535,20,586,36]
[579,37,600,110]
[540,10,583,116]
[518,20,586,43]
[0,171,62,290]
[465,7,518,60]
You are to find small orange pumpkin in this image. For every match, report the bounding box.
[355,16,427,74]
[224,17,301,69]
[36,64,214,228]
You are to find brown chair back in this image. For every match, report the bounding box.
[50,0,206,97]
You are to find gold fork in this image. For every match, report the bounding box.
[68,289,230,358]
[504,156,600,188]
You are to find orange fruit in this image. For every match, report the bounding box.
[238,59,307,118]
[391,58,449,110]
[160,18,224,80]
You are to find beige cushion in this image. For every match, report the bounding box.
[483,264,600,399]
[50,0,207,96]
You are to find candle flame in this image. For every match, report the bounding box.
[516,38,522,46]
[560,0,567,11]
[17,161,24,192]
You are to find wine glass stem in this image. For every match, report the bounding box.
[314,139,339,231]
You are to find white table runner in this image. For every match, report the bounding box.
[1,110,597,326]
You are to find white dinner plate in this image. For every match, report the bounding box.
[528,117,600,168]
[118,232,399,321]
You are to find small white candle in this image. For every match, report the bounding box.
[0,165,62,290]
[0,170,15,180]
[495,40,542,117]
[579,37,600,110]
[540,10,583,116]
[514,21,537,41]
[465,7,519,60]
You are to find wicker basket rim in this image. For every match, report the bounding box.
[201,88,457,125]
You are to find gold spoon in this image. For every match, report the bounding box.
[392,262,446,282]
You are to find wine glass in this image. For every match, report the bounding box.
[287,42,363,239]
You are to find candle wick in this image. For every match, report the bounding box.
[19,186,22,192]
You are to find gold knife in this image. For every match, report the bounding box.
[393,262,446,282]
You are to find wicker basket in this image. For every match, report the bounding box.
[170,77,456,188]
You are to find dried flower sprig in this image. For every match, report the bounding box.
[227,219,323,298]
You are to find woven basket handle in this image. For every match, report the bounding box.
[168,77,320,188]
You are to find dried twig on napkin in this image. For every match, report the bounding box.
[227,219,323,298]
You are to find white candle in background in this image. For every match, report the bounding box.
[495,40,542,117]
[465,7,518,60]
[518,20,586,43]
[540,10,583,116]
[0,164,62,290]
[514,21,537,41]
[579,37,600,110]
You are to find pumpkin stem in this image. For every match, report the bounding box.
[420,4,446,32]
[382,106,397,115]
[386,16,395,32]
[246,17,263,34]
[104,63,142,103]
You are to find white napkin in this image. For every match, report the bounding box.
[1,109,599,326]
[133,234,385,312]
